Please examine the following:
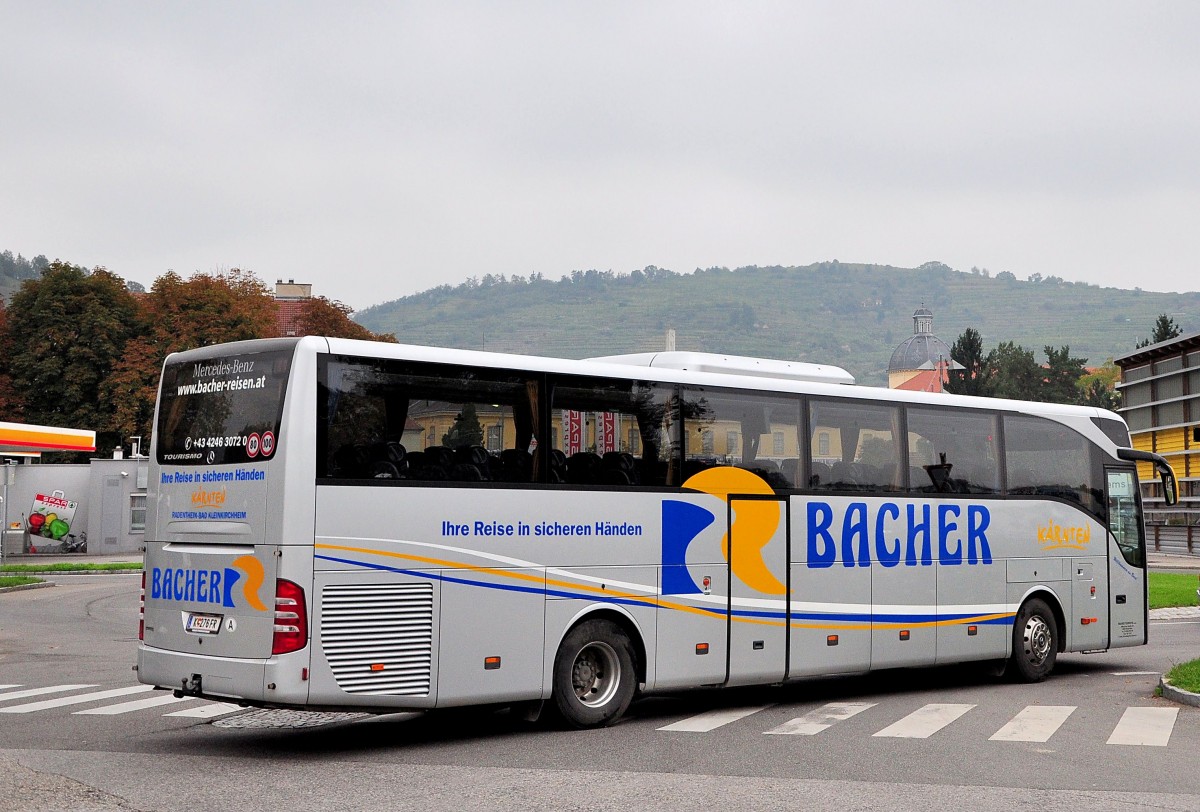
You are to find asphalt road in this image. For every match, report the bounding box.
[1,572,1199,811]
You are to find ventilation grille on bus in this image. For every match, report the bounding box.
[320,582,434,696]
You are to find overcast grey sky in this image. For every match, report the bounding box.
[4,2,1199,310]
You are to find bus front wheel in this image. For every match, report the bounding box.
[1011,597,1058,682]
[552,619,636,729]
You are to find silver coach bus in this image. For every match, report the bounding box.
[137,337,1176,728]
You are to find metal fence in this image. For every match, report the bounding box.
[1148,525,1200,556]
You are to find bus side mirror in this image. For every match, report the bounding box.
[1116,447,1178,507]
[1161,470,1178,506]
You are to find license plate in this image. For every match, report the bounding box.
[185,612,223,635]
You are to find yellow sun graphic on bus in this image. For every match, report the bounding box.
[682,467,785,595]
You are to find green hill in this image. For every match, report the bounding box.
[0,251,48,301]
[355,262,1200,387]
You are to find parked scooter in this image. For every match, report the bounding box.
[61,531,88,554]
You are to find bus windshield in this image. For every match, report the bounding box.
[155,348,293,466]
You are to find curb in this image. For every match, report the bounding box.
[0,581,56,595]
[1160,677,1200,708]
[0,568,142,577]
[1149,605,1200,620]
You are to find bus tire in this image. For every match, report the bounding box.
[552,619,636,729]
[1011,597,1058,682]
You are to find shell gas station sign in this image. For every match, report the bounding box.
[0,421,96,456]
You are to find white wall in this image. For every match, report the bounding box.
[1,459,148,556]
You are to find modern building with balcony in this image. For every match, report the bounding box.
[1114,331,1200,552]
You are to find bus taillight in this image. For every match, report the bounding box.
[272,579,308,655]
[138,571,146,641]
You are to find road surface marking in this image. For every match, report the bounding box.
[1107,707,1178,746]
[766,702,877,735]
[873,703,975,738]
[0,685,154,713]
[658,705,773,732]
[990,705,1076,742]
[75,693,195,715]
[0,685,97,703]
[164,703,244,719]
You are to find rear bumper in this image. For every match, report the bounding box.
[137,644,308,705]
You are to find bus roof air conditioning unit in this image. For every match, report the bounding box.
[586,352,855,385]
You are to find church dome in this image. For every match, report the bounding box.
[888,306,957,372]
[888,333,956,372]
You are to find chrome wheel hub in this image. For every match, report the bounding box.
[1023,615,1052,665]
[572,641,620,708]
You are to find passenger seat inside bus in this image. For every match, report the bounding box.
[494,448,533,482]
[567,452,603,484]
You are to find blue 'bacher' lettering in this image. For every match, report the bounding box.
[807,502,836,567]
[906,503,932,566]
[805,500,991,569]
[875,502,901,567]
[842,502,869,567]
[968,504,992,564]
[147,566,235,606]
[939,504,962,565]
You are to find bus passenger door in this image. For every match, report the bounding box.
[1106,469,1147,647]
[726,495,789,686]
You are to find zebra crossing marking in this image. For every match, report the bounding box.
[75,692,195,715]
[164,703,243,719]
[0,685,98,703]
[765,702,877,735]
[0,682,1188,747]
[989,705,1076,742]
[0,685,154,714]
[658,705,773,732]
[872,703,976,739]
[1107,707,1179,746]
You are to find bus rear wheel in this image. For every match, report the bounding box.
[1011,597,1058,682]
[552,619,636,729]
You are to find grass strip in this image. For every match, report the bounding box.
[1148,572,1200,609]
[1165,659,1200,694]
[0,562,141,573]
[0,575,43,588]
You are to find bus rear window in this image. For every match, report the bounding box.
[156,349,292,465]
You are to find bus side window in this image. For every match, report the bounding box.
[548,377,674,487]
[320,357,537,484]
[678,387,800,490]
[1004,415,1103,516]
[906,407,1000,494]
[809,400,902,492]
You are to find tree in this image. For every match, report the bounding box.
[7,262,140,455]
[442,403,483,448]
[102,269,282,445]
[1043,345,1087,404]
[297,296,396,342]
[944,328,991,396]
[1135,313,1183,348]
[0,298,22,420]
[1153,313,1182,342]
[1077,359,1121,410]
[987,341,1042,401]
